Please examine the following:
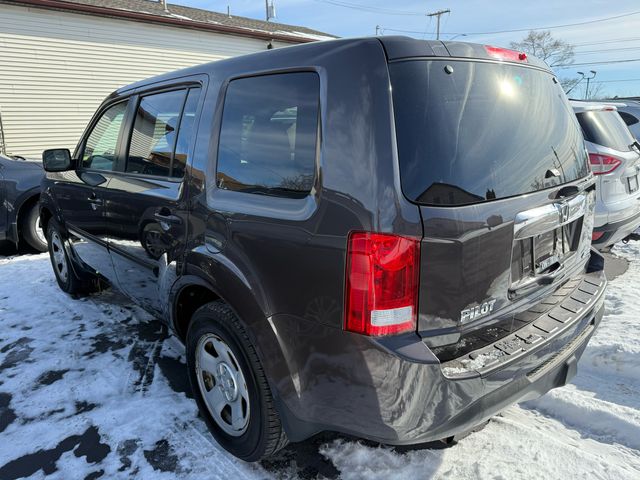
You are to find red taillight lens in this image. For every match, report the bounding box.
[592,231,605,241]
[484,45,528,62]
[344,232,420,336]
[589,153,622,175]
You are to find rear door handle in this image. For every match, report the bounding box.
[154,212,182,225]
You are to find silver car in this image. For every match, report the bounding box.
[571,101,640,249]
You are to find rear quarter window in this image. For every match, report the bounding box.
[576,110,635,152]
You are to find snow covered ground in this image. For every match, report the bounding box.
[0,245,639,479]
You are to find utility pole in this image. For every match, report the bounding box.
[265,0,276,21]
[427,9,450,40]
[376,25,381,36]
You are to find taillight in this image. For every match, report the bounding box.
[589,153,622,175]
[344,232,420,336]
[592,231,605,241]
[484,45,528,62]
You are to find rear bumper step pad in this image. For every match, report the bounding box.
[441,271,606,378]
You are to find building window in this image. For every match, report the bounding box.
[216,72,320,198]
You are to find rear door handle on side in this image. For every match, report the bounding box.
[154,212,182,225]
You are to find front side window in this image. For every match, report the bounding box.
[127,89,197,178]
[216,72,320,198]
[82,101,127,171]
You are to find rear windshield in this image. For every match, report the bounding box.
[577,110,636,151]
[390,60,589,206]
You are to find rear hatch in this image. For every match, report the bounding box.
[574,107,640,213]
[387,41,595,360]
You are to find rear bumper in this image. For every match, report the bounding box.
[593,207,640,247]
[266,250,606,445]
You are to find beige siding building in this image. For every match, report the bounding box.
[0,0,333,157]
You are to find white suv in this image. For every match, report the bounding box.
[571,101,640,249]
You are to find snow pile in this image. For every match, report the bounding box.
[0,245,639,479]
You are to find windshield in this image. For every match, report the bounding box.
[390,60,589,206]
[576,110,636,152]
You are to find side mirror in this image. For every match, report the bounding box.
[42,149,74,172]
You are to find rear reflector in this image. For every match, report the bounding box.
[589,153,622,175]
[344,232,419,336]
[592,231,605,241]
[484,45,528,62]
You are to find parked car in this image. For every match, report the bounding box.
[571,101,640,249]
[0,153,47,251]
[40,37,606,461]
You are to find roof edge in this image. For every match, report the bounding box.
[1,0,320,44]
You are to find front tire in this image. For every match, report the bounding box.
[46,219,83,294]
[21,203,47,252]
[186,302,288,461]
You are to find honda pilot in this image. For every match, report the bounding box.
[40,37,606,461]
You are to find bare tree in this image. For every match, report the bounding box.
[511,30,581,95]
[510,30,574,68]
[584,82,606,100]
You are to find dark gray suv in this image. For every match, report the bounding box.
[39,37,606,461]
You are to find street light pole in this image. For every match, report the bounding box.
[427,9,450,40]
[565,71,585,96]
[584,70,597,99]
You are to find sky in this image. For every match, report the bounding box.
[175,0,640,99]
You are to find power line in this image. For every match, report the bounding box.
[380,27,433,35]
[575,46,640,55]
[574,36,640,47]
[591,78,640,84]
[307,0,425,16]
[557,58,640,67]
[384,9,640,38]
[448,9,640,36]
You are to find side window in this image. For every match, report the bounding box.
[127,89,194,178]
[82,101,127,171]
[619,111,640,127]
[173,88,201,179]
[216,72,320,197]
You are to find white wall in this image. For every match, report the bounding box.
[0,3,287,157]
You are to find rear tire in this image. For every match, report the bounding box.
[46,219,88,294]
[186,301,288,461]
[21,203,47,252]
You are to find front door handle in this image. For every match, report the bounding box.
[87,192,103,206]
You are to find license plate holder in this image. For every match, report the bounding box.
[534,230,561,274]
[628,175,638,193]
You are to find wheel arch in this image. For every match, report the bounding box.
[171,257,308,443]
[13,188,41,243]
